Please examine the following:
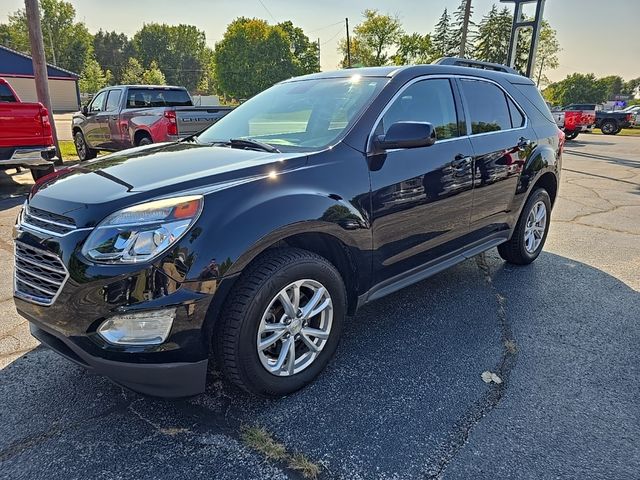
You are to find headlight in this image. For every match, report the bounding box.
[82,195,203,263]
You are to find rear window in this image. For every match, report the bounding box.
[513,83,555,124]
[126,88,192,108]
[0,83,16,102]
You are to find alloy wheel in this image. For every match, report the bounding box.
[256,279,333,376]
[524,200,547,253]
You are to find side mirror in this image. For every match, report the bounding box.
[374,121,436,150]
[82,105,89,115]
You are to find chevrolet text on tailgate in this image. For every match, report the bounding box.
[14,59,563,397]
[72,85,233,160]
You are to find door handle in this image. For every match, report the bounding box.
[451,155,472,170]
[517,137,532,150]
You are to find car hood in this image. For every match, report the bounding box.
[28,142,306,227]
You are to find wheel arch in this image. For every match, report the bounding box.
[134,129,152,145]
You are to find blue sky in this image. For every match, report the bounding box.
[2,0,638,82]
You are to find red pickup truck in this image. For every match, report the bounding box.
[0,78,58,180]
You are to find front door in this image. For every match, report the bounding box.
[84,90,107,148]
[369,77,475,285]
[102,89,123,149]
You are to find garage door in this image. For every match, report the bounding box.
[0,76,79,112]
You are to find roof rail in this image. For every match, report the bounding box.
[433,57,521,76]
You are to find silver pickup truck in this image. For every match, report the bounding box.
[72,85,233,160]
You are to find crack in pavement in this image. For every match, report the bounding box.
[424,253,518,479]
[553,219,640,236]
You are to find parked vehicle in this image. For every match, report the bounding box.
[72,85,233,160]
[619,105,639,127]
[552,109,594,140]
[0,78,59,180]
[595,109,635,134]
[14,59,563,398]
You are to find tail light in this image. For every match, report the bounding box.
[164,110,177,136]
[627,114,633,122]
[557,128,565,154]
[40,106,52,138]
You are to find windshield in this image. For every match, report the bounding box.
[197,76,387,152]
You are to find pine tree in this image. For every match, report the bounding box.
[79,57,108,94]
[450,0,475,57]
[473,5,511,64]
[433,8,453,57]
[141,60,166,85]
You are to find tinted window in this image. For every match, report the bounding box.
[0,83,16,102]
[460,79,511,134]
[126,88,192,108]
[513,83,555,123]
[89,91,107,112]
[508,97,525,127]
[380,79,459,140]
[105,90,122,112]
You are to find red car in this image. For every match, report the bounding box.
[0,78,59,180]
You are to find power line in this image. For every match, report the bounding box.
[307,21,343,33]
[256,0,277,23]
[320,25,344,46]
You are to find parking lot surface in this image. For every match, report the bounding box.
[1,134,638,479]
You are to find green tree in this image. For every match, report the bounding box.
[393,33,436,65]
[622,77,640,97]
[597,75,624,100]
[432,8,455,57]
[515,20,560,85]
[339,10,403,67]
[120,57,144,84]
[141,60,166,85]
[133,23,210,91]
[450,0,475,57]
[93,30,133,84]
[79,57,109,93]
[1,0,93,74]
[473,5,512,64]
[196,47,217,95]
[542,73,608,106]
[214,18,297,99]
[277,21,320,75]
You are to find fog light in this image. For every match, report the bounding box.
[98,309,176,345]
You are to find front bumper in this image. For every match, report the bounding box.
[27,315,208,397]
[0,146,57,169]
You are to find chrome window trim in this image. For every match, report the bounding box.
[13,241,70,306]
[367,74,530,155]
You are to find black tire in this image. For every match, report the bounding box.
[74,131,97,161]
[30,166,54,181]
[565,130,579,140]
[214,248,346,397]
[600,120,618,135]
[136,134,152,146]
[497,188,551,265]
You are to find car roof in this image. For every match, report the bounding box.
[284,64,533,85]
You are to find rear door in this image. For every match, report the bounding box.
[457,77,534,240]
[103,88,123,149]
[84,90,107,147]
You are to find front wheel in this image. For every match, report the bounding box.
[74,131,98,161]
[498,188,551,265]
[214,248,346,397]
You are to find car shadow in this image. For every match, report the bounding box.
[1,251,638,479]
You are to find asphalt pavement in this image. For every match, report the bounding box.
[0,134,638,479]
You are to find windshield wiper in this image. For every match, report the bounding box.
[228,138,280,153]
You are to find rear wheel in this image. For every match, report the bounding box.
[498,188,551,265]
[74,131,97,161]
[600,120,618,135]
[564,130,579,140]
[136,134,152,146]
[214,248,346,397]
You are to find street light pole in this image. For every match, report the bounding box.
[345,18,352,68]
[24,0,61,161]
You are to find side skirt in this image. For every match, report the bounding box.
[356,232,510,309]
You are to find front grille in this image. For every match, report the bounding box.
[14,242,68,306]
[22,204,76,236]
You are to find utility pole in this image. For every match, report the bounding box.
[459,0,472,57]
[25,0,61,161]
[536,55,545,86]
[345,18,352,68]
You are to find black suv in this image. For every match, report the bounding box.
[13,60,563,397]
